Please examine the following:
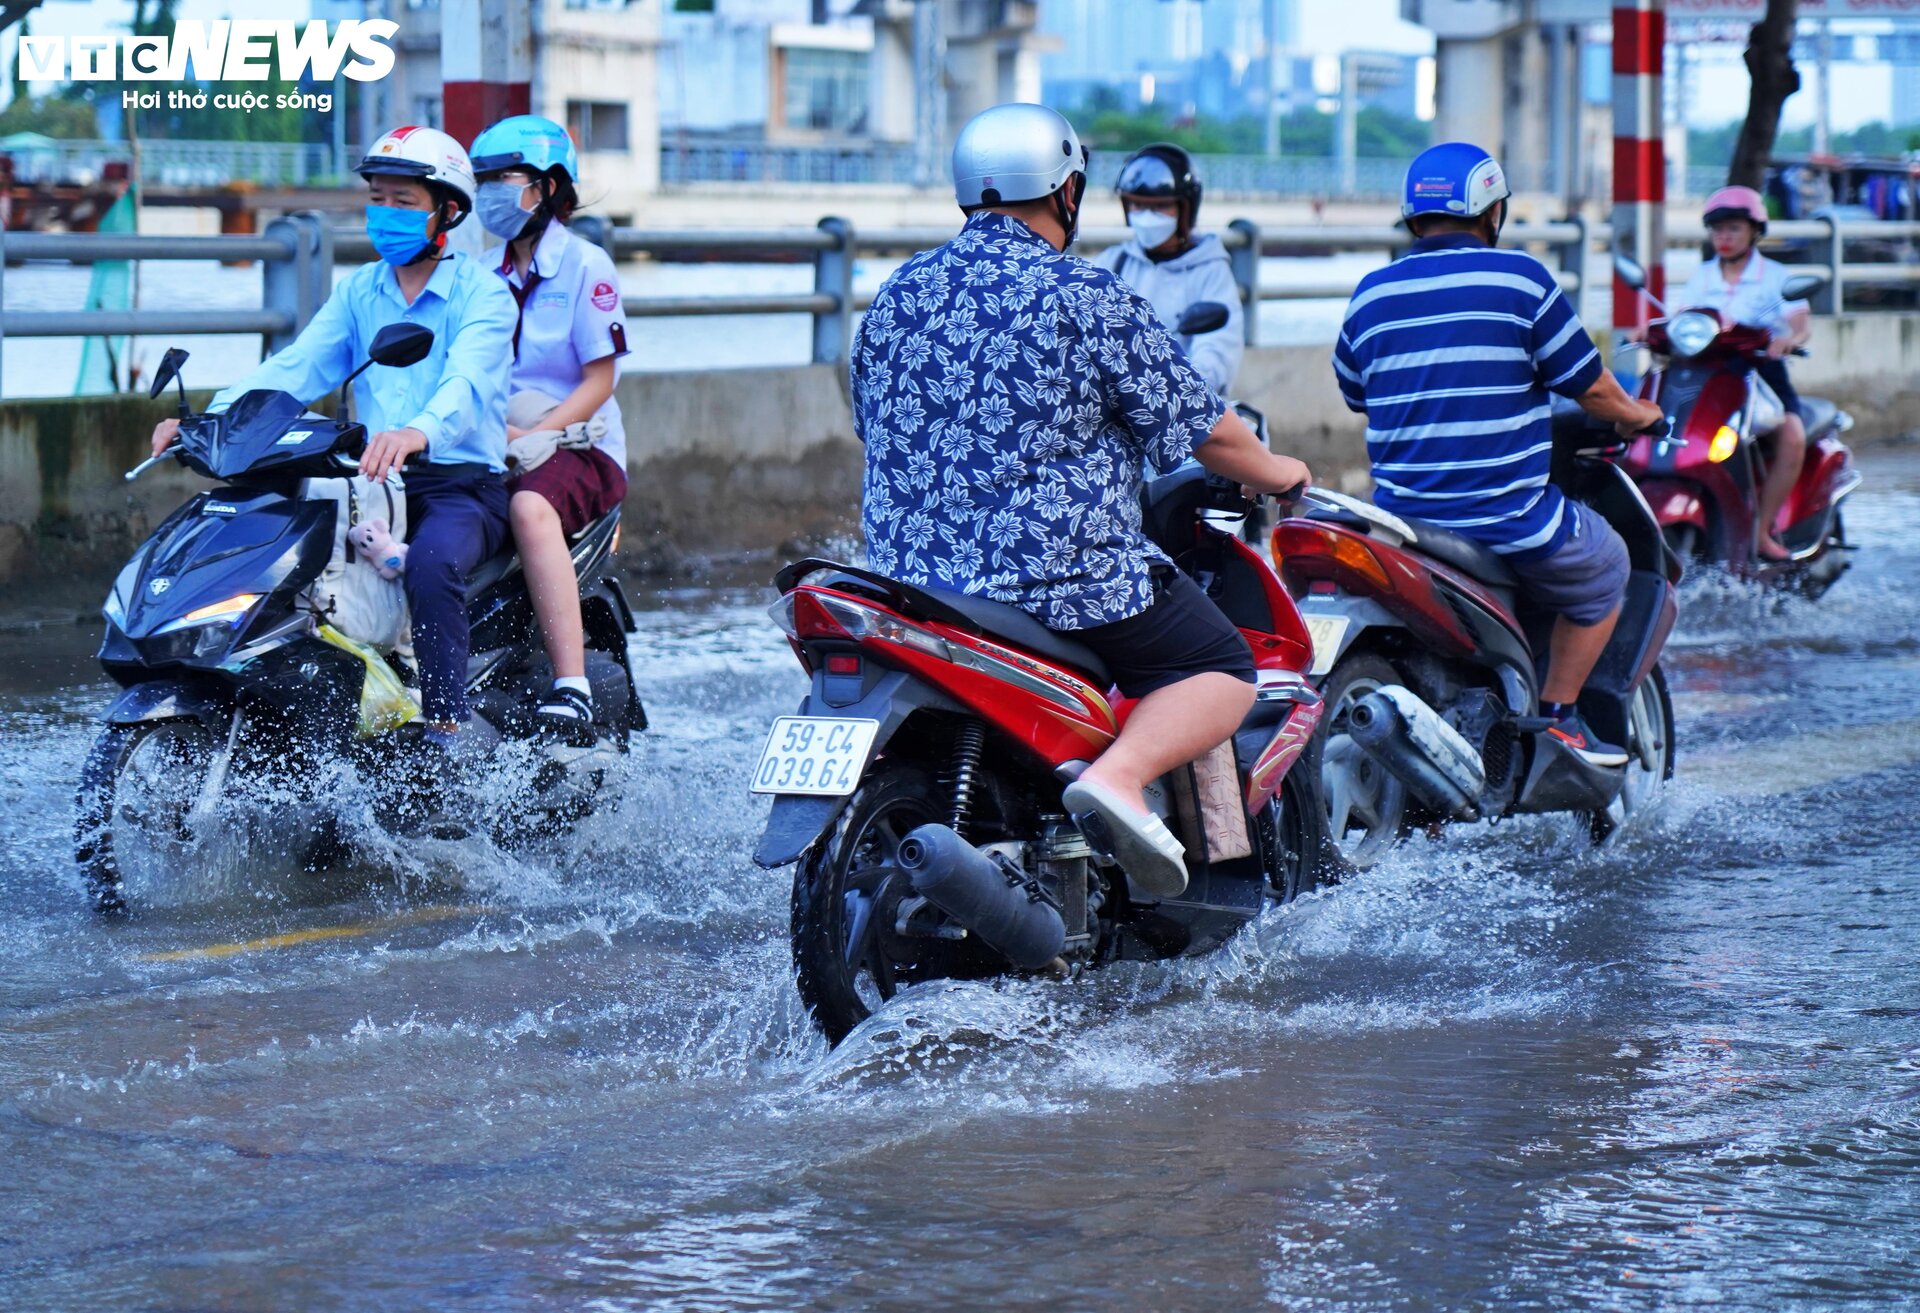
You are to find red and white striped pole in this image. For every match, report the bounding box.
[441,0,532,149]
[1612,0,1665,338]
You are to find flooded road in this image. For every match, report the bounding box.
[6,451,1920,1310]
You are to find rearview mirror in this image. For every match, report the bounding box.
[1780,272,1827,302]
[368,322,434,368]
[147,347,188,401]
[1175,301,1231,337]
[1613,253,1648,291]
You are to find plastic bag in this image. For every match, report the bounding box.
[317,623,419,737]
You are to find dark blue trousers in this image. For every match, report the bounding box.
[404,467,509,723]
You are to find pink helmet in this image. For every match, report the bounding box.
[1703,185,1768,230]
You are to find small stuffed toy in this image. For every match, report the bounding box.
[348,518,408,579]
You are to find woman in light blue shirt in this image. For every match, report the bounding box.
[471,115,632,744]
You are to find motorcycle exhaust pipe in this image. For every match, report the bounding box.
[1346,686,1485,821]
[896,823,1066,970]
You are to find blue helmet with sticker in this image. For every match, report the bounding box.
[470,115,579,183]
[1401,141,1511,222]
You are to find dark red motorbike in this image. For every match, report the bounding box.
[1272,427,1679,867]
[752,468,1330,1044]
[1617,263,1861,596]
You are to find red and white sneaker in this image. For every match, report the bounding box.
[1544,710,1629,769]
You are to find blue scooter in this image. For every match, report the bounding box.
[76,324,644,913]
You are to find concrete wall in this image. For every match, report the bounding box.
[4,313,1917,607]
[0,392,211,609]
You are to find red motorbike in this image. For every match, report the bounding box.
[753,468,1330,1044]
[1272,428,1679,866]
[1616,262,1861,596]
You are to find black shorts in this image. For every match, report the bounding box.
[1073,566,1256,699]
[1754,358,1804,421]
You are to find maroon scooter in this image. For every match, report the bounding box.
[1615,258,1861,597]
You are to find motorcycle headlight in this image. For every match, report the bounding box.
[154,592,262,633]
[1708,425,1740,463]
[1667,311,1720,359]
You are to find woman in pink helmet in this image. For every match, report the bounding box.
[1675,185,1810,561]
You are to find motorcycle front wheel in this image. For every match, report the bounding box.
[791,762,984,1045]
[74,718,220,915]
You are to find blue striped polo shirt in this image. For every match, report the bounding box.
[1332,233,1603,561]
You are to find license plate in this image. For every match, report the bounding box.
[1302,614,1350,678]
[750,716,880,797]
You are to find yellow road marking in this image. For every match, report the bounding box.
[141,905,490,962]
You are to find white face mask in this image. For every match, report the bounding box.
[1128,209,1178,250]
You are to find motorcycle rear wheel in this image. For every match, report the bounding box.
[1585,663,1676,843]
[1262,766,1336,900]
[1311,653,1412,869]
[791,763,975,1044]
[74,719,219,915]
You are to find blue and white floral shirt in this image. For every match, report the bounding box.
[854,211,1224,631]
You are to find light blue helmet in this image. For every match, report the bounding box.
[470,115,578,183]
[1402,141,1510,221]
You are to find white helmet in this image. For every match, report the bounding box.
[361,125,477,224]
[951,103,1086,209]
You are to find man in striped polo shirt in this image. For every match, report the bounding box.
[1332,142,1665,768]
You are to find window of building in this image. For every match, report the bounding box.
[566,101,630,153]
[782,47,868,135]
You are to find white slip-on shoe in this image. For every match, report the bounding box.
[1061,778,1189,898]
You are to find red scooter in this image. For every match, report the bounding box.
[1615,259,1861,596]
[1272,426,1679,866]
[753,468,1329,1044]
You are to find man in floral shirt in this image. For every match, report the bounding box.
[852,103,1312,898]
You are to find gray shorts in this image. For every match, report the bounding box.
[1509,502,1630,626]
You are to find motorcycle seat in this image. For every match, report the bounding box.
[920,584,1113,687]
[1301,504,1518,590]
[798,560,1114,687]
[465,544,521,601]
[1394,517,1520,589]
[1799,396,1839,436]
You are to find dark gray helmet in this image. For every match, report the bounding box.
[951,103,1087,209]
[1116,142,1203,226]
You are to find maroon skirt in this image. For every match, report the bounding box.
[508,446,628,536]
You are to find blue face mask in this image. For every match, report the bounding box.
[366,204,435,266]
[476,181,539,242]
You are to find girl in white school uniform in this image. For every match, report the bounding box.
[471,115,633,742]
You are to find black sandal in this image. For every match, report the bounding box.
[533,684,598,747]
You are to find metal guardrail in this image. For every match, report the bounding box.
[660,141,1775,203]
[0,136,1830,202]
[0,215,332,394]
[0,138,352,189]
[8,213,1920,393]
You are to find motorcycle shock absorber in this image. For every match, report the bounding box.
[945,718,986,839]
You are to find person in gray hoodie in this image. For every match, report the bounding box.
[1094,143,1244,398]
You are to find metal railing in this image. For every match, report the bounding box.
[660,140,1771,203]
[8,212,1920,395]
[0,138,352,189]
[0,134,1834,205]
[0,215,332,395]
[660,139,1421,200]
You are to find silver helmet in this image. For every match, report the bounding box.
[951,103,1087,209]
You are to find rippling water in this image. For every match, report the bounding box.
[4,452,1919,1310]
